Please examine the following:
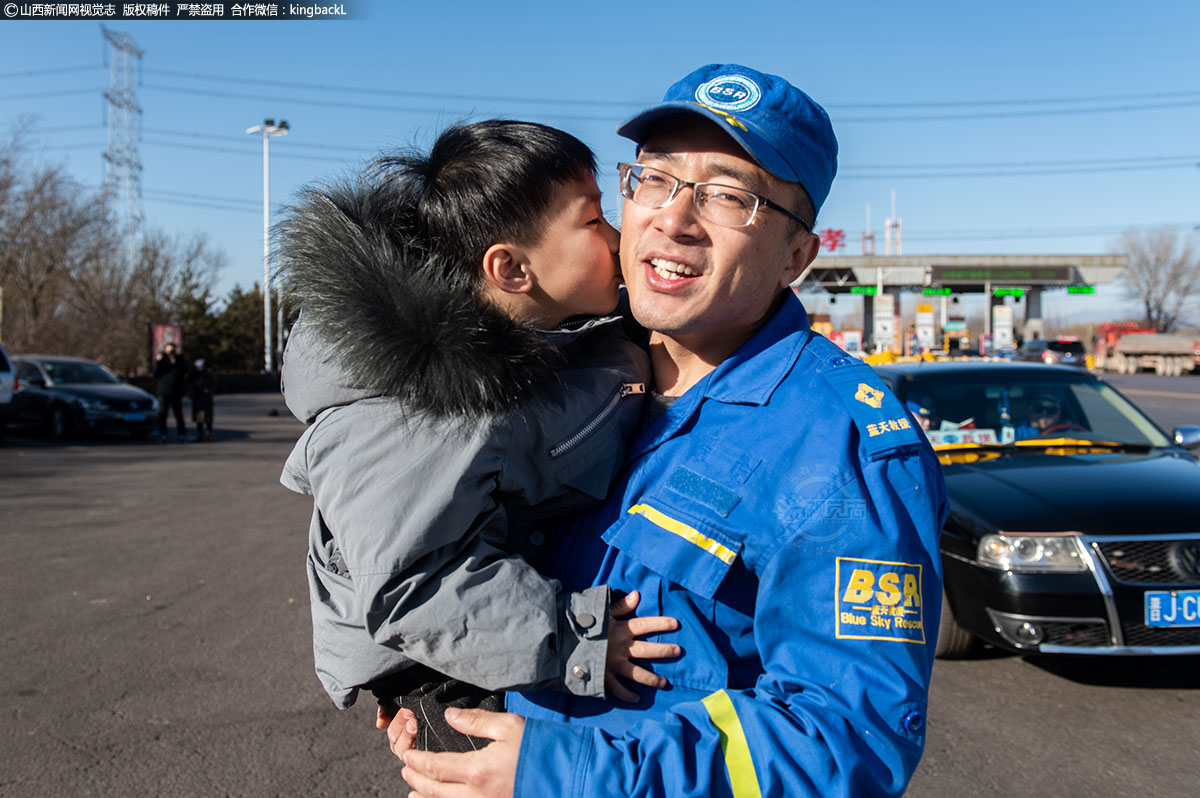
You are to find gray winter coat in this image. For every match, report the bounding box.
[275,178,650,709]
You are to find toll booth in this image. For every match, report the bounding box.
[795,254,1125,347]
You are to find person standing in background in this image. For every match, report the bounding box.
[154,342,188,443]
[189,358,215,442]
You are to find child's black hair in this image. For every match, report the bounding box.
[372,120,597,290]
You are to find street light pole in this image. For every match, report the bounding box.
[245,118,288,372]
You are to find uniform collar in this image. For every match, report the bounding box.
[626,293,812,463]
[699,291,813,406]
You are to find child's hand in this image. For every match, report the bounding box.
[384,706,419,762]
[606,590,681,703]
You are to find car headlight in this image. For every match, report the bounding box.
[149,397,159,411]
[977,533,1088,572]
[77,398,111,411]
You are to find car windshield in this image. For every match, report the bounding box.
[39,360,122,385]
[898,371,1171,450]
[1047,341,1084,354]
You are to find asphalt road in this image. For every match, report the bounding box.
[1,375,1198,797]
[1,395,402,797]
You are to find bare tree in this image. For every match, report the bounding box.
[1116,228,1200,332]
[0,128,224,373]
[0,161,110,352]
[57,230,225,374]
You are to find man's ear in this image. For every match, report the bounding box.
[779,231,821,288]
[481,243,534,295]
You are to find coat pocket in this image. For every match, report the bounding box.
[603,496,742,598]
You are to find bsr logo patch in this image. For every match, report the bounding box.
[835,557,925,644]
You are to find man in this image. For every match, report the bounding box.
[153,342,188,443]
[398,63,948,797]
[1015,392,1066,440]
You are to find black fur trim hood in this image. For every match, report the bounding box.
[275,177,558,424]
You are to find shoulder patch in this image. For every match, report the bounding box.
[812,352,923,458]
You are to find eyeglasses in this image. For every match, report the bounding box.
[1029,402,1060,416]
[617,162,813,231]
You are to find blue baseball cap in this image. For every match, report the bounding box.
[906,400,933,419]
[617,64,838,214]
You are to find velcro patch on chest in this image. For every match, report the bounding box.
[835,557,926,644]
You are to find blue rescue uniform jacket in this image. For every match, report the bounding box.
[508,294,948,797]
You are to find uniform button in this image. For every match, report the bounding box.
[903,710,925,734]
[571,665,590,681]
[529,531,545,546]
[576,612,596,629]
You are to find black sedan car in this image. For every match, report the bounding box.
[874,362,1200,658]
[11,355,158,439]
[1012,335,1088,368]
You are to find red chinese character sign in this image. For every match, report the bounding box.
[819,228,846,252]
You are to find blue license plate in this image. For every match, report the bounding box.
[124,412,147,422]
[1144,590,1200,627]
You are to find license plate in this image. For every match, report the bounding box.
[124,412,147,422]
[1144,590,1200,627]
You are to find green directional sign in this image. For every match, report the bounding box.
[850,286,878,295]
[1067,285,1096,294]
[993,288,1024,298]
[923,287,952,296]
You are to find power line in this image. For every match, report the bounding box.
[28,132,1200,177]
[832,222,1194,242]
[0,88,101,101]
[831,88,1200,110]
[34,123,105,135]
[143,194,259,213]
[141,66,1200,114]
[840,162,1199,179]
[140,137,354,163]
[0,64,101,80]
[138,83,620,122]
[847,154,1200,170]
[139,82,1200,125]
[140,126,370,154]
[837,99,1200,123]
[143,187,261,208]
[142,67,640,108]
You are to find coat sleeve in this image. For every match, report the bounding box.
[513,450,948,797]
[305,401,610,698]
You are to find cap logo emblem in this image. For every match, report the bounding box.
[695,74,761,113]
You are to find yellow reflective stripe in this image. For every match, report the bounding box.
[627,503,736,565]
[701,689,762,798]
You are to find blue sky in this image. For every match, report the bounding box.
[2,0,1198,326]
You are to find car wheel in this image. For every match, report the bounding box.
[49,405,73,440]
[934,590,975,659]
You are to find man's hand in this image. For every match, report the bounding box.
[400,708,523,798]
[606,590,681,702]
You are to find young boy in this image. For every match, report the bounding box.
[276,121,676,752]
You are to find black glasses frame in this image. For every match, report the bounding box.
[618,162,813,232]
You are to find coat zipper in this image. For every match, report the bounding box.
[548,382,646,458]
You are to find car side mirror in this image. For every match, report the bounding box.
[1173,425,1200,450]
